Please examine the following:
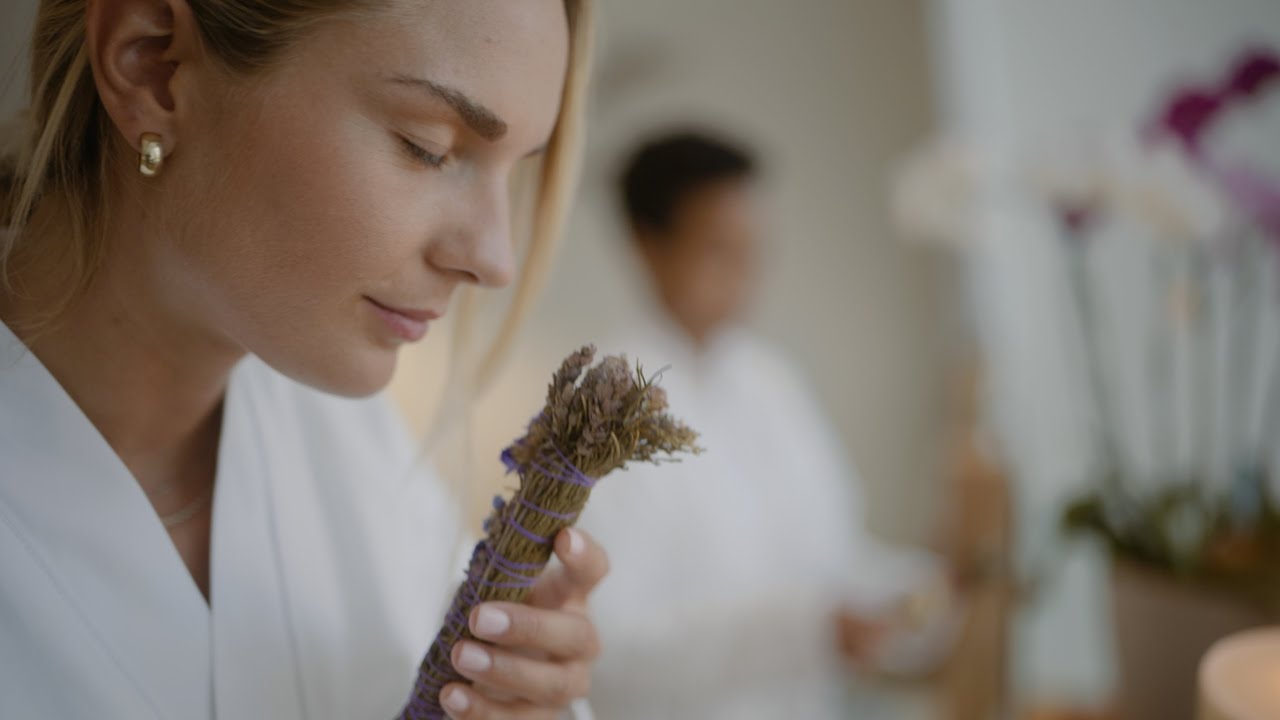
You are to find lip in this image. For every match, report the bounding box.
[365,297,442,342]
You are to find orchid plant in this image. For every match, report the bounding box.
[893,47,1280,609]
[1058,48,1280,609]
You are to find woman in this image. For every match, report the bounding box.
[0,0,603,718]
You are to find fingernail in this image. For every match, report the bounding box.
[473,606,510,637]
[442,686,470,713]
[455,643,492,672]
[566,528,585,555]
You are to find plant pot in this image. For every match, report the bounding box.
[1110,560,1277,720]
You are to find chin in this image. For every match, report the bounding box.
[276,343,400,399]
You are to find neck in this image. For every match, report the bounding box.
[647,286,708,352]
[678,321,711,351]
[1,201,243,492]
[656,300,714,353]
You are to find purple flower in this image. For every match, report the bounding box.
[1149,87,1223,156]
[1224,47,1280,100]
[1057,203,1099,237]
[1214,162,1280,244]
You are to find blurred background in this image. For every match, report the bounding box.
[389,0,954,551]
[5,1,1277,718]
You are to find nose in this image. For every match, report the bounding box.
[428,176,517,289]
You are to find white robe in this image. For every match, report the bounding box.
[0,319,462,719]
[579,315,939,720]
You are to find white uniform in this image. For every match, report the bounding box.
[0,319,461,719]
[579,314,938,720]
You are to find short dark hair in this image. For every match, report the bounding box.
[619,131,756,237]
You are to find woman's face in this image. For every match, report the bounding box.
[158,0,568,396]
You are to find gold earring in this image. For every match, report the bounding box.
[139,133,164,177]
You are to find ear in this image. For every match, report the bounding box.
[86,0,206,162]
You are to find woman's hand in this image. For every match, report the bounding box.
[440,528,609,719]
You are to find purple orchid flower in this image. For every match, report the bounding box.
[1223,47,1280,100]
[1211,46,1280,247]
[1057,203,1099,237]
[1147,87,1224,157]
[1214,162,1280,245]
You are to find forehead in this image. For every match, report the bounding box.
[320,0,570,141]
[677,180,760,231]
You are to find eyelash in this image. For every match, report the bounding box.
[399,136,448,169]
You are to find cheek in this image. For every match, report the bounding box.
[167,90,443,393]
[669,256,716,314]
[689,256,750,316]
[183,101,442,333]
[234,112,423,291]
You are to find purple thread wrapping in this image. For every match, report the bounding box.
[501,441,599,486]
[490,559,538,579]
[529,455,595,488]
[422,652,452,681]
[489,553,547,573]
[518,496,580,521]
[399,544,495,717]
[506,516,550,545]
[451,606,470,625]
[552,445,598,487]
[500,447,519,474]
[489,563,538,585]
[399,441,599,719]
[403,693,433,720]
[407,655,452,716]
[479,577,539,589]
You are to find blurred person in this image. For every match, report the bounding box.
[577,132,951,720]
[0,1,607,718]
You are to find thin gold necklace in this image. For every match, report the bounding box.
[161,483,214,529]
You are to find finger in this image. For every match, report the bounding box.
[556,528,609,591]
[528,528,609,609]
[439,683,558,720]
[450,640,591,708]
[469,602,601,660]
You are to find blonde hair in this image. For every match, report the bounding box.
[0,0,593,374]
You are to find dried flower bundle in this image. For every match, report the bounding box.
[400,345,700,719]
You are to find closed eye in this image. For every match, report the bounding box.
[398,135,448,169]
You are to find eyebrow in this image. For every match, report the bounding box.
[384,73,509,142]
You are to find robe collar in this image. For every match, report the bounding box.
[0,320,308,720]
